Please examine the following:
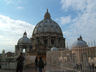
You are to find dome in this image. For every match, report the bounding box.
[32,9,63,36]
[51,47,58,51]
[72,36,88,48]
[18,32,31,45]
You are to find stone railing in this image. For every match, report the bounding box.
[0,57,17,70]
[0,60,17,69]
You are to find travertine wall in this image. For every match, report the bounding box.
[46,50,75,68]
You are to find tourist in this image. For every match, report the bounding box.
[89,63,92,71]
[0,64,1,69]
[79,64,82,70]
[92,63,95,72]
[35,56,38,71]
[38,57,44,72]
[76,64,78,69]
[16,52,25,72]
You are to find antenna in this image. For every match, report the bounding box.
[94,40,95,46]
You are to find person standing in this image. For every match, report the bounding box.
[92,63,95,72]
[16,52,25,72]
[0,64,1,69]
[35,56,38,71]
[38,57,44,72]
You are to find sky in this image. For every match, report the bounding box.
[0,0,96,53]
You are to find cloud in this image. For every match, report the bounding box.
[4,0,22,4]
[17,6,24,9]
[60,0,96,47]
[4,0,13,4]
[59,16,71,25]
[0,15,35,53]
[61,0,87,11]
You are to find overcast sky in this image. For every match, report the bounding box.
[0,0,96,53]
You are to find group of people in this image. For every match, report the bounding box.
[74,63,96,72]
[89,63,95,72]
[16,52,45,72]
[35,56,45,72]
[74,64,82,70]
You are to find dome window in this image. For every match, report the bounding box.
[44,39,47,45]
[51,39,54,45]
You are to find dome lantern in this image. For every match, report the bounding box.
[44,9,51,19]
[78,35,82,40]
[23,31,27,37]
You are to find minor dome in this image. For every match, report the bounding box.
[18,32,31,45]
[32,9,63,36]
[51,47,58,51]
[72,36,88,48]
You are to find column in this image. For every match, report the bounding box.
[48,36,51,48]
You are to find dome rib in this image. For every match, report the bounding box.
[33,19,63,36]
